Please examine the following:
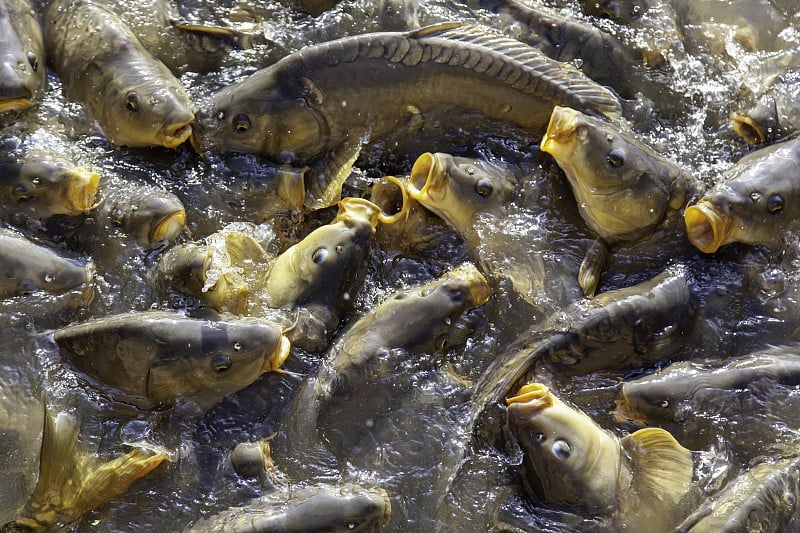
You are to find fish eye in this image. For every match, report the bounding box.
[534,432,546,443]
[312,247,328,264]
[474,177,493,198]
[211,354,232,372]
[13,185,32,201]
[767,195,784,214]
[125,92,141,112]
[233,114,251,133]
[606,148,627,168]
[26,51,38,72]
[659,399,669,409]
[552,439,571,460]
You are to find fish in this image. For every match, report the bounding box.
[674,455,800,533]
[228,438,276,479]
[0,0,45,114]
[577,0,650,23]
[185,483,391,532]
[3,399,166,531]
[684,136,800,254]
[540,105,697,295]
[91,176,186,247]
[618,348,800,425]
[0,228,94,299]
[44,0,195,148]
[506,382,694,532]
[0,159,99,222]
[52,310,291,410]
[731,69,800,145]
[192,22,622,205]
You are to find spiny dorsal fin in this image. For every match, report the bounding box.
[620,427,693,509]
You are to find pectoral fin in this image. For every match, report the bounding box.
[304,139,363,211]
[578,239,609,297]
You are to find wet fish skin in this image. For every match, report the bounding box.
[185,483,391,532]
[731,70,800,145]
[577,0,649,23]
[0,0,45,114]
[0,228,93,298]
[52,311,290,410]
[620,348,800,424]
[684,137,800,254]
[193,22,622,159]
[44,0,194,148]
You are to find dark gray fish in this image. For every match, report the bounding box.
[53,310,291,410]
[731,69,800,145]
[0,0,44,114]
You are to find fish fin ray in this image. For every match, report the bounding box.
[578,239,608,297]
[304,138,364,211]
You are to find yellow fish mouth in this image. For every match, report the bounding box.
[66,169,101,213]
[0,98,34,113]
[160,121,194,149]
[334,197,382,229]
[203,271,249,315]
[150,210,186,243]
[408,152,448,204]
[730,112,766,145]
[446,263,491,307]
[540,106,580,157]
[263,335,292,372]
[370,175,410,226]
[612,395,648,425]
[506,382,555,410]
[684,200,730,254]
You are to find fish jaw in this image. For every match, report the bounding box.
[334,197,383,230]
[0,97,34,113]
[730,111,766,145]
[66,168,101,213]
[149,209,187,244]
[408,152,448,205]
[540,106,580,161]
[263,334,292,372]
[684,199,731,253]
[159,120,194,149]
[506,382,555,410]
[370,175,410,226]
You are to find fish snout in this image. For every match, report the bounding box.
[540,106,580,155]
[149,208,187,245]
[160,120,194,149]
[408,152,447,203]
[684,198,731,254]
[66,168,101,213]
[370,176,410,226]
[506,382,555,411]
[0,62,35,113]
[445,262,491,306]
[263,334,291,372]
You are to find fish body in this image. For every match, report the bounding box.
[185,483,391,532]
[684,137,800,254]
[0,0,45,114]
[620,348,800,424]
[44,0,194,148]
[506,382,693,532]
[732,69,800,145]
[193,22,622,160]
[53,310,290,409]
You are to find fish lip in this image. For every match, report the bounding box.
[334,197,383,229]
[730,112,766,145]
[0,98,34,113]
[408,152,446,204]
[160,121,194,149]
[612,393,648,425]
[684,200,730,253]
[203,272,249,314]
[540,106,579,155]
[371,175,410,226]
[448,263,491,306]
[378,487,392,526]
[263,335,291,372]
[506,382,554,410]
[67,169,101,213]
[149,209,187,244]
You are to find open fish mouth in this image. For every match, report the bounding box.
[612,396,648,425]
[263,334,292,372]
[730,112,766,145]
[506,382,555,411]
[684,200,730,254]
[334,197,383,229]
[0,97,34,113]
[540,105,579,157]
[408,152,448,204]
[370,176,410,226]
[150,210,187,244]
[203,271,249,315]
[160,122,194,149]
[66,168,101,213]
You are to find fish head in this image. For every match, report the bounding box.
[283,485,392,532]
[619,364,697,424]
[730,94,778,145]
[193,69,327,160]
[146,318,290,407]
[93,59,194,148]
[407,152,516,236]
[685,144,800,253]
[109,191,186,247]
[506,382,620,513]
[0,5,44,114]
[541,106,674,242]
[265,207,374,309]
[7,160,100,217]
[24,255,94,296]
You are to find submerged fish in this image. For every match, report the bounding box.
[619,347,800,425]
[0,159,99,221]
[684,137,800,254]
[731,69,800,145]
[185,483,391,532]
[0,0,45,114]
[577,0,649,23]
[675,455,800,533]
[44,0,194,148]
[506,382,693,532]
[540,106,696,295]
[52,311,291,410]
[192,22,621,204]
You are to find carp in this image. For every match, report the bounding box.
[0,0,45,114]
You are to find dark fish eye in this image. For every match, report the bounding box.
[211,354,232,372]
[233,114,251,133]
[534,432,546,443]
[312,247,328,264]
[26,51,38,72]
[552,439,571,460]
[125,92,141,112]
[474,177,493,198]
[606,148,627,168]
[767,195,784,214]
[659,399,669,409]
